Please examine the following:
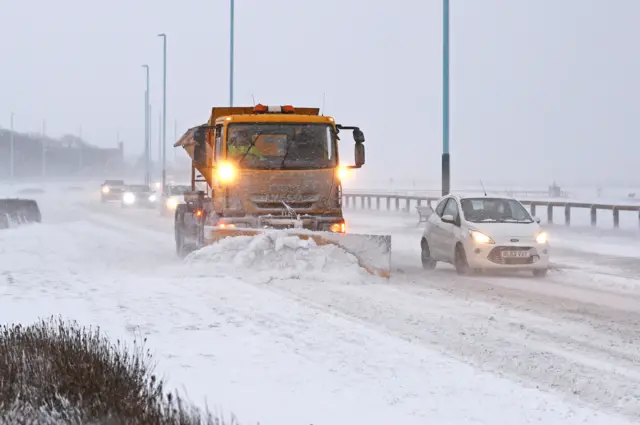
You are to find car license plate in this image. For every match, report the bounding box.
[501,250,530,258]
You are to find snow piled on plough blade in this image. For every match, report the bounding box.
[189,227,392,278]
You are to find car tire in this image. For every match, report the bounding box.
[420,238,437,270]
[454,243,470,275]
[532,268,548,278]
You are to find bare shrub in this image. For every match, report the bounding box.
[0,317,243,425]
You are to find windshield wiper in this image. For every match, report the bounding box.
[236,131,266,166]
[280,136,296,169]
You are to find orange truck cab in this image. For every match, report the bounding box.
[173,104,367,258]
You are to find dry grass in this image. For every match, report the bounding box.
[0,317,243,425]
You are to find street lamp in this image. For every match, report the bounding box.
[442,0,450,196]
[142,64,150,185]
[9,112,15,180]
[158,33,167,193]
[229,0,235,106]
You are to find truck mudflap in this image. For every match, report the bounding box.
[205,227,392,278]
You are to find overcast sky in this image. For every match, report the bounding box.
[2,0,639,187]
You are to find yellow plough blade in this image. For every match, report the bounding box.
[206,227,392,278]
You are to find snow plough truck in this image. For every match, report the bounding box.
[172,104,391,278]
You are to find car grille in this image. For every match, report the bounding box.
[488,246,535,265]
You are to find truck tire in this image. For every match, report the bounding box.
[174,204,197,259]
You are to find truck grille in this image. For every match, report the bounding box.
[488,246,535,265]
[254,202,313,209]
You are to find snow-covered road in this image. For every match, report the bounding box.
[1,190,639,424]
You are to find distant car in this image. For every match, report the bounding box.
[121,184,157,208]
[420,195,550,277]
[160,184,191,215]
[101,180,126,202]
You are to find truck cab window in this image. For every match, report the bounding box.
[215,125,223,161]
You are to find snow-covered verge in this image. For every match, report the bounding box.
[0,318,225,425]
[1,199,639,424]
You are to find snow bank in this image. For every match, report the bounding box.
[184,230,371,283]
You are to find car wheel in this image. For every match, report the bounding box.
[420,238,437,270]
[532,268,548,278]
[454,244,470,275]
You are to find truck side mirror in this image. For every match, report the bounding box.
[193,127,208,167]
[353,128,365,143]
[354,143,365,167]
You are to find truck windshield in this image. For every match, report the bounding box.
[226,123,336,169]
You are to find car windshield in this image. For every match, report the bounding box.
[105,180,124,186]
[226,123,336,170]
[169,185,190,194]
[461,198,533,223]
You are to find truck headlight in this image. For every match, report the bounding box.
[217,162,236,183]
[329,221,346,233]
[336,165,350,181]
[123,192,136,205]
[101,186,110,194]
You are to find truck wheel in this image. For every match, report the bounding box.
[175,204,196,258]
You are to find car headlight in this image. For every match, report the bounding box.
[148,194,157,202]
[101,186,110,194]
[166,198,178,210]
[216,162,236,183]
[536,232,548,244]
[469,230,495,244]
[123,192,136,204]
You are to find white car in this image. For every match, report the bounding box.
[420,195,549,277]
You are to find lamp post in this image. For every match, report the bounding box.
[42,119,46,178]
[142,64,150,185]
[158,33,167,193]
[442,0,451,196]
[229,0,235,106]
[9,112,15,180]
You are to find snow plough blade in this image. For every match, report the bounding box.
[206,227,392,278]
[0,199,42,229]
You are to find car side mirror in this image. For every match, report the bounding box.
[533,216,541,224]
[441,214,455,224]
[354,143,365,167]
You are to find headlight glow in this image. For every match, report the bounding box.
[329,222,346,233]
[166,198,178,210]
[217,162,236,183]
[101,186,110,194]
[470,230,494,244]
[123,192,136,205]
[148,194,157,202]
[336,165,350,181]
[536,232,548,244]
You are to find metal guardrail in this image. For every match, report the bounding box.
[342,192,640,229]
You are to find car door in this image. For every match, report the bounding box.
[439,198,461,262]
[427,197,451,260]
